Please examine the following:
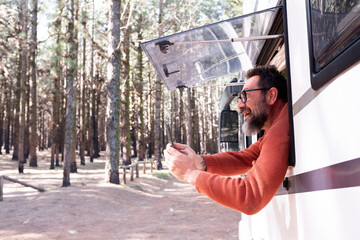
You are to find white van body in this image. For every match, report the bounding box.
[239,1,360,239]
[141,0,360,239]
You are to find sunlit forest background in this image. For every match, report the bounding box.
[0,0,243,185]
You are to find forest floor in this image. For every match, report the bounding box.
[0,150,241,240]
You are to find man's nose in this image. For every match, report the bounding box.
[237,98,245,110]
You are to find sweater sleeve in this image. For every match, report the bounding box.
[196,108,290,215]
[202,141,261,176]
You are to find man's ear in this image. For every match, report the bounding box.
[266,87,278,105]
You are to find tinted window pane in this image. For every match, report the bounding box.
[310,0,360,72]
[220,110,239,142]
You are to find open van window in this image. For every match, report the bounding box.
[141,7,282,91]
[308,0,360,89]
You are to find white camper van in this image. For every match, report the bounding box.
[141,0,360,239]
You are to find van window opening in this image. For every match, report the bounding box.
[309,0,360,88]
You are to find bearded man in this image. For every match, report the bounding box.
[164,65,290,215]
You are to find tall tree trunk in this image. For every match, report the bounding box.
[212,89,219,153]
[179,88,185,143]
[147,63,154,159]
[69,0,79,173]
[88,0,95,162]
[174,91,180,143]
[154,0,164,170]
[106,0,121,184]
[207,88,214,153]
[63,0,77,186]
[121,13,131,166]
[187,87,193,149]
[24,77,30,162]
[51,1,63,169]
[90,89,95,160]
[60,74,66,163]
[192,89,201,153]
[94,77,101,157]
[149,102,154,158]
[29,0,38,167]
[13,55,20,161]
[154,78,162,169]
[87,83,92,160]
[99,90,106,152]
[91,79,99,158]
[170,91,175,143]
[4,74,11,154]
[202,88,208,154]
[80,7,87,165]
[38,108,44,150]
[136,27,145,162]
[18,0,28,173]
[161,94,165,150]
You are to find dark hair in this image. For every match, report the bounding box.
[246,65,288,102]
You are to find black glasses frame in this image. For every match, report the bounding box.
[238,88,269,103]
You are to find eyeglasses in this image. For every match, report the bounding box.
[238,88,269,103]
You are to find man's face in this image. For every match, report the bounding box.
[237,75,271,136]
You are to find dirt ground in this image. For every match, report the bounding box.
[0,150,241,240]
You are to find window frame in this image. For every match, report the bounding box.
[306,0,360,90]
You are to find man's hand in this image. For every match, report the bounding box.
[164,143,204,185]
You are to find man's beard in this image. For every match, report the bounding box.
[242,96,270,136]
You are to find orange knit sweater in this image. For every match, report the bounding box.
[196,103,290,215]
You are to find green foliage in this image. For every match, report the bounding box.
[152,171,170,180]
[199,0,243,22]
[129,184,145,191]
